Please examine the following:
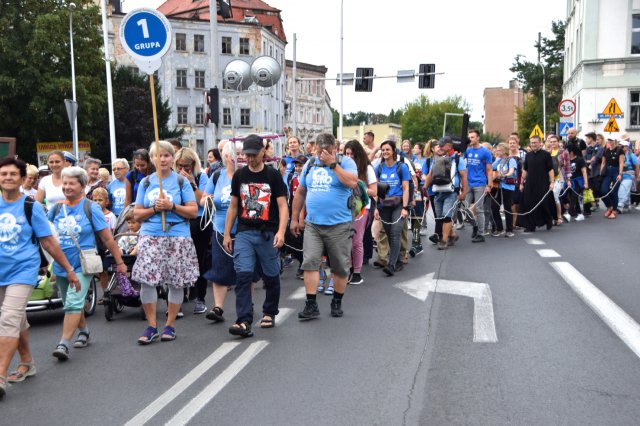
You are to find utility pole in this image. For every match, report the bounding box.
[100,0,117,165]
[208,0,219,148]
[292,33,297,136]
[538,32,547,138]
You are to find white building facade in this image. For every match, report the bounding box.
[563,0,640,139]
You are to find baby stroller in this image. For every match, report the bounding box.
[102,233,143,321]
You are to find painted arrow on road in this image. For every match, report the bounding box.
[395,273,498,343]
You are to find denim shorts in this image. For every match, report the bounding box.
[434,192,458,219]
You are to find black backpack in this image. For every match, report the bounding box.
[24,196,49,268]
[431,155,460,192]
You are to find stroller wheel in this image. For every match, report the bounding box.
[409,248,416,258]
[115,299,125,313]
[104,299,114,321]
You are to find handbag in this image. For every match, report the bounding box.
[63,205,103,275]
[583,188,595,205]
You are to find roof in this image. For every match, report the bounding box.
[157,0,286,43]
[285,59,327,74]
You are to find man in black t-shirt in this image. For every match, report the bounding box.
[223,135,288,337]
[566,128,587,157]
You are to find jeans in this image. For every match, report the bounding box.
[466,186,486,231]
[617,178,633,209]
[600,166,620,209]
[379,204,403,268]
[233,230,281,324]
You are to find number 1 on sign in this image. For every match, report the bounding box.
[137,19,149,38]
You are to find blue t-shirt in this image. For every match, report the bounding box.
[48,199,108,277]
[299,156,358,225]
[194,172,208,217]
[464,146,493,187]
[126,170,147,203]
[622,152,639,180]
[135,172,196,237]
[423,158,435,196]
[375,161,410,197]
[492,157,518,191]
[284,156,296,174]
[204,168,236,234]
[108,179,126,216]
[413,157,427,185]
[0,195,53,286]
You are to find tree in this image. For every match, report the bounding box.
[510,20,565,139]
[399,95,470,142]
[0,0,106,162]
[94,66,181,161]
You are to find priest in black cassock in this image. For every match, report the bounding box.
[517,136,556,232]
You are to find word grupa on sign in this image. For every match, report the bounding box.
[134,41,161,50]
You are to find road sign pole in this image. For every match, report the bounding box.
[149,74,166,231]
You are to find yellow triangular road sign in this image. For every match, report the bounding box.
[529,124,543,139]
[602,98,622,115]
[604,116,619,133]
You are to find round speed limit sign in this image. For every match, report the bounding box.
[558,99,576,117]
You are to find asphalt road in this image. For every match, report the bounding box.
[3,210,640,425]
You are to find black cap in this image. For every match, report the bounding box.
[293,154,308,164]
[242,134,264,155]
[438,136,453,147]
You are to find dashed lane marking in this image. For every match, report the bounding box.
[536,249,561,258]
[525,238,545,245]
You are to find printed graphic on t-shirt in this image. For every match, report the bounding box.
[56,214,81,247]
[309,168,333,192]
[240,183,271,221]
[147,188,174,204]
[220,185,232,205]
[0,213,22,246]
[112,187,125,206]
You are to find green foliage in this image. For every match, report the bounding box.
[510,20,565,139]
[399,95,469,142]
[0,0,106,162]
[515,95,544,143]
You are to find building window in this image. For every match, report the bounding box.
[298,109,304,123]
[196,139,204,161]
[176,69,187,88]
[316,109,322,124]
[195,70,205,89]
[177,107,188,125]
[196,106,204,125]
[221,36,232,54]
[239,38,250,55]
[317,81,323,96]
[240,108,251,126]
[630,91,640,128]
[633,14,640,54]
[176,33,186,51]
[194,34,205,53]
[223,107,231,126]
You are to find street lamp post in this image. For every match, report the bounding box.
[68,2,79,159]
[538,32,547,138]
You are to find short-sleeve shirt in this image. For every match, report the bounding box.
[464,146,493,187]
[375,161,410,197]
[48,199,108,277]
[194,172,208,217]
[37,175,66,205]
[492,157,518,191]
[230,165,288,233]
[204,168,236,234]
[104,210,117,233]
[0,195,53,286]
[298,156,358,225]
[604,147,624,168]
[126,170,147,204]
[284,155,296,174]
[622,152,639,180]
[135,172,196,238]
[108,179,126,216]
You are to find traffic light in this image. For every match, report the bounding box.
[419,64,435,89]
[355,67,373,92]
[218,0,233,19]
[207,87,219,126]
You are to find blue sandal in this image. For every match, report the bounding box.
[160,326,176,342]
[137,326,159,345]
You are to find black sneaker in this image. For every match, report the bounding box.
[413,245,424,255]
[471,235,485,243]
[298,300,320,321]
[428,233,440,244]
[382,265,395,276]
[330,299,343,317]
[295,268,304,279]
[349,273,364,285]
[394,262,404,272]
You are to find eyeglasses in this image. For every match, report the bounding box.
[177,163,194,169]
[112,167,126,171]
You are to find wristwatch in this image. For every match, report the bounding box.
[403,206,411,210]
[329,162,337,170]
[171,203,177,212]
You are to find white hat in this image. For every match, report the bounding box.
[620,140,630,147]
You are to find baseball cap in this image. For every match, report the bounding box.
[620,140,630,147]
[63,151,77,165]
[293,154,308,164]
[438,136,453,147]
[242,134,264,155]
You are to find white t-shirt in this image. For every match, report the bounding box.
[365,164,376,209]
[104,210,117,233]
[20,186,37,198]
[37,175,66,205]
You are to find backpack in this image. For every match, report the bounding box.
[24,196,49,268]
[302,156,369,219]
[376,159,415,203]
[431,155,460,192]
[505,156,522,186]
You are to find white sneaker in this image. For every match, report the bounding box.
[563,213,571,222]
[575,214,585,221]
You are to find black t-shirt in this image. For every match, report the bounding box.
[567,138,587,155]
[603,147,624,168]
[231,165,287,233]
[569,156,586,179]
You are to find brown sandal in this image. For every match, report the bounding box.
[8,361,37,383]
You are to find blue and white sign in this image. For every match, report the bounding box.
[559,122,574,136]
[119,8,172,74]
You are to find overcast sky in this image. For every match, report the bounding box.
[122,0,567,122]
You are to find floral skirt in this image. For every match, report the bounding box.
[131,235,199,289]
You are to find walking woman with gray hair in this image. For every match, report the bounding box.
[48,166,127,361]
[132,141,199,344]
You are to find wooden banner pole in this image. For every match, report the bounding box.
[149,74,166,231]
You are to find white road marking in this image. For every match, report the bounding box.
[124,342,241,426]
[551,262,640,359]
[525,238,545,245]
[166,340,269,426]
[536,249,561,258]
[277,307,294,323]
[287,287,306,300]
[395,273,498,343]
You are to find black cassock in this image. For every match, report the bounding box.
[517,149,555,230]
